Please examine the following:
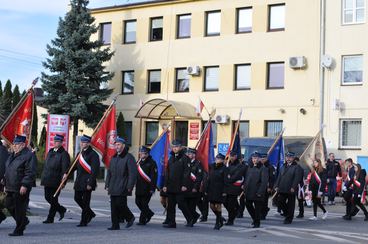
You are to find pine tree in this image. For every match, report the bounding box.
[2,80,13,116]
[12,85,21,109]
[31,103,38,144]
[0,80,3,99]
[116,112,127,139]
[41,0,114,149]
[39,125,47,148]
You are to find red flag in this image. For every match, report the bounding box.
[1,90,34,144]
[196,122,215,172]
[196,98,205,116]
[90,105,117,168]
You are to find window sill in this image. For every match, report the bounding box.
[267,28,285,32]
[147,92,161,94]
[234,88,251,91]
[266,87,284,90]
[174,91,190,93]
[121,93,134,95]
[203,89,219,92]
[149,39,163,42]
[205,33,220,37]
[342,22,366,26]
[338,147,362,151]
[341,82,363,86]
[123,41,136,45]
[177,36,191,39]
[236,30,252,34]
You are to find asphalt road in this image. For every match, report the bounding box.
[1,182,368,244]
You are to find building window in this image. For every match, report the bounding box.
[205,11,221,36]
[342,55,363,85]
[202,121,217,146]
[177,14,191,38]
[342,0,365,24]
[235,64,251,90]
[150,17,163,41]
[233,121,250,140]
[175,121,188,146]
[267,62,284,89]
[145,122,159,145]
[204,66,219,91]
[268,4,285,31]
[122,121,133,146]
[236,7,252,33]
[121,71,134,94]
[175,68,190,92]
[148,70,161,93]
[124,20,136,44]
[265,120,283,137]
[340,119,362,148]
[100,22,112,44]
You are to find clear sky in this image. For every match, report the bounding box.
[0,0,148,92]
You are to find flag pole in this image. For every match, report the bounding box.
[53,96,118,197]
[267,128,286,156]
[195,111,215,149]
[0,78,38,141]
[149,124,171,150]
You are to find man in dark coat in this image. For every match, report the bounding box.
[197,169,209,222]
[162,140,193,228]
[244,152,269,228]
[105,137,137,230]
[4,135,35,236]
[0,140,9,224]
[135,146,157,225]
[274,152,303,224]
[41,134,70,224]
[182,148,203,224]
[224,150,246,226]
[63,134,100,227]
[259,153,275,220]
[326,153,341,205]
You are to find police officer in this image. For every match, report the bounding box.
[0,140,9,224]
[259,153,275,220]
[224,150,246,226]
[135,146,157,225]
[183,148,203,224]
[4,135,35,236]
[244,152,269,228]
[205,153,226,230]
[41,134,70,223]
[105,137,137,230]
[274,152,303,224]
[63,134,100,227]
[162,139,193,228]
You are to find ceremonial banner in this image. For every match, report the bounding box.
[150,130,170,188]
[196,122,215,172]
[300,131,326,169]
[46,114,70,153]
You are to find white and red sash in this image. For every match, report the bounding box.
[138,164,151,184]
[190,172,197,182]
[353,178,361,188]
[313,171,321,185]
[79,154,92,174]
[233,177,244,187]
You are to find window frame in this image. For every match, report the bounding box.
[149,16,164,42]
[203,65,220,92]
[342,0,366,25]
[268,3,286,32]
[339,118,362,149]
[264,120,283,137]
[205,10,221,37]
[123,19,137,44]
[236,7,253,34]
[341,54,364,86]
[145,121,159,146]
[234,63,251,90]
[121,70,134,95]
[266,62,285,89]
[99,22,112,45]
[123,121,133,146]
[147,69,162,94]
[176,14,192,39]
[175,67,190,93]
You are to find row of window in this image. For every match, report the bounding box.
[121,63,285,94]
[99,3,286,44]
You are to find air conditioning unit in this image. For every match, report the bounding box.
[187,66,201,76]
[289,56,307,69]
[215,115,230,124]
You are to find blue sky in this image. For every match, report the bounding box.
[0,0,147,92]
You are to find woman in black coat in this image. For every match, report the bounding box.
[308,159,327,220]
[205,153,226,230]
[347,164,368,221]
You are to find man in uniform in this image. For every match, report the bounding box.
[105,137,137,230]
[4,135,35,236]
[0,140,9,224]
[41,134,70,223]
[135,146,157,225]
[274,152,303,224]
[63,134,100,227]
[259,153,275,220]
[162,140,193,228]
[326,153,341,205]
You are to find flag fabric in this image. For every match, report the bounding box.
[300,131,326,169]
[196,98,205,116]
[267,134,285,175]
[90,105,117,168]
[1,89,34,145]
[196,122,215,172]
[150,130,171,188]
[226,127,241,159]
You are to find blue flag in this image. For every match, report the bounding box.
[150,131,170,189]
[268,135,285,176]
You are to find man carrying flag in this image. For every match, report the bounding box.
[63,134,100,227]
[135,146,157,226]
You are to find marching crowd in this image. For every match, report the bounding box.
[0,133,367,236]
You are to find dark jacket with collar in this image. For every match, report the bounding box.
[274,161,303,194]
[0,142,9,182]
[164,150,190,194]
[74,146,100,191]
[135,155,157,196]
[224,159,247,196]
[105,147,137,196]
[4,147,35,192]
[309,169,327,197]
[41,146,70,188]
[244,162,269,201]
[326,159,341,179]
[182,158,203,197]
[205,163,226,203]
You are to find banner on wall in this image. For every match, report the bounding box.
[46,114,70,153]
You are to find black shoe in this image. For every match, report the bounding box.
[343,215,352,220]
[214,224,220,230]
[125,217,135,228]
[193,214,200,224]
[283,219,292,224]
[296,214,304,219]
[252,224,260,228]
[43,219,54,224]
[225,221,234,226]
[86,212,96,224]
[9,231,23,236]
[59,208,66,221]
[136,222,146,226]
[77,222,87,227]
[107,226,120,230]
[351,207,360,217]
[163,223,176,228]
[199,216,207,222]
[146,212,154,224]
[185,219,194,227]
[162,220,169,225]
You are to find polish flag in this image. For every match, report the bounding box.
[196,98,205,116]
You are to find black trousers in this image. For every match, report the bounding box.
[135,195,153,223]
[238,194,246,216]
[5,190,30,233]
[278,193,296,222]
[197,194,209,218]
[312,196,326,216]
[167,193,193,224]
[110,195,133,227]
[74,190,94,224]
[298,198,304,216]
[44,187,66,220]
[261,191,270,218]
[351,196,368,217]
[184,195,200,220]
[245,200,262,225]
[224,194,239,222]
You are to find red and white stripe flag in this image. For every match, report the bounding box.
[196,98,205,116]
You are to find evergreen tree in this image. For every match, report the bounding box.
[116,112,127,139]
[41,0,114,149]
[39,125,47,148]
[31,103,38,144]
[0,80,3,99]
[12,85,21,109]
[2,80,13,116]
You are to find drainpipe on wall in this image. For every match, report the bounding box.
[319,0,326,134]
